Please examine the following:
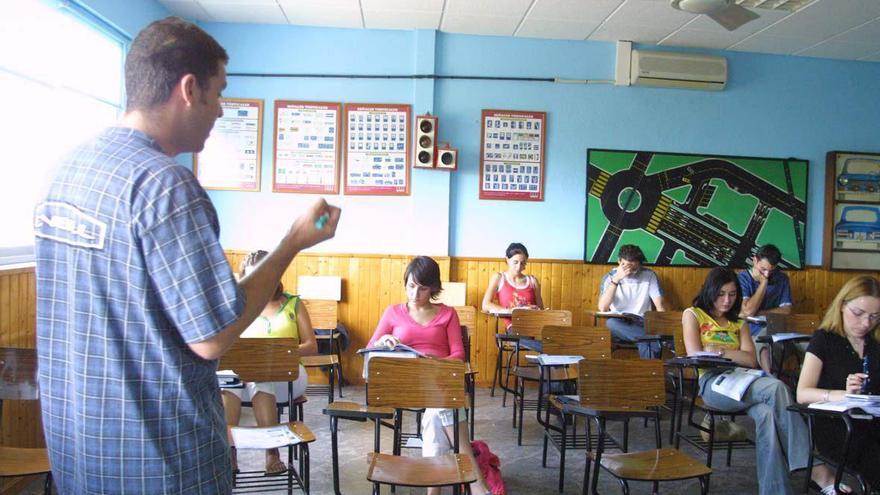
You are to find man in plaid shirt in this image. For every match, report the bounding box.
[33,17,340,494]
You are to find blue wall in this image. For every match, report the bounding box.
[195,22,880,264]
[74,0,167,39]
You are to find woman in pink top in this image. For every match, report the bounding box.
[481,242,544,329]
[368,256,490,495]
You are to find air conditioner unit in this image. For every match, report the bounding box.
[630,49,727,91]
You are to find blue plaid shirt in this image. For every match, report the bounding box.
[34,127,245,494]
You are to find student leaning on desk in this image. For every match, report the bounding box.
[481,242,544,328]
[683,267,839,495]
[368,256,492,495]
[797,275,880,492]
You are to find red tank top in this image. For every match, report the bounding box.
[496,273,537,328]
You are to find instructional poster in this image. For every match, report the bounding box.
[194,98,262,191]
[273,101,341,194]
[479,109,546,201]
[344,103,411,196]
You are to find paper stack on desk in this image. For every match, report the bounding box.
[231,425,302,449]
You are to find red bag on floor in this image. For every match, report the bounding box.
[471,440,506,495]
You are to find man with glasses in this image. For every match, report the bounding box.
[738,244,793,372]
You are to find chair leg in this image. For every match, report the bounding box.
[517,378,526,446]
[330,416,341,495]
[559,415,566,493]
[43,472,52,495]
[333,334,344,398]
[491,338,502,397]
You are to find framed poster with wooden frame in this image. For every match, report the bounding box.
[479,109,546,201]
[273,100,342,194]
[194,98,263,191]
[343,103,411,196]
[823,151,880,271]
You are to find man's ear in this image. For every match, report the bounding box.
[179,74,198,106]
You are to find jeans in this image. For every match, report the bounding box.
[699,370,810,495]
[605,318,660,359]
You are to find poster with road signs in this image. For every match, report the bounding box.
[344,103,411,196]
[273,100,341,194]
[479,109,546,201]
[194,98,262,191]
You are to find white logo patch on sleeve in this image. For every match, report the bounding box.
[34,202,107,250]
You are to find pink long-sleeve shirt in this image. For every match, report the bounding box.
[368,303,465,360]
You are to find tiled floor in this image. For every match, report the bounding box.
[25,384,828,494]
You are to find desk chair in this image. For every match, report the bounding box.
[570,359,712,495]
[643,311,683,358]
[539,326,611,492]
[771,313,820,384]
[365,357,478,495]
[0,347,52,494]
[302,298,344,399]
[670,326,754,469]
[219,338,315,493]
[510,309,572,444]
[454,305,478,441]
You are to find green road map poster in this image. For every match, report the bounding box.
[585,149,808,268]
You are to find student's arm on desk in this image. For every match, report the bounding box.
[481,272,507,313]
[652,295,668,312]
[797,351,864,404]
[597,273,615,312]
[189,200,340,360]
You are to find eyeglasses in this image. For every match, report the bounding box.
[845,304,880,324]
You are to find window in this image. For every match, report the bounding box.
[0,0,125,265]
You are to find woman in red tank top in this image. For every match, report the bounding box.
[481,242,544,328]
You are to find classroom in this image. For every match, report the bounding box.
[2,0,880,494]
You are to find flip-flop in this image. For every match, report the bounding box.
[265,459,288,476]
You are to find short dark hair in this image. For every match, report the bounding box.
[692,267,742,322]
[618,244,646,263]
[404,256,443,298]
[125,17,228,111]
[505,242,529,259]
[754,244,782,266]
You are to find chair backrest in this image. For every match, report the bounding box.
[218,338,300,383]
[577,358,665,409]
[542,326,611,360]
[783,313,821,335]
[367,357,467,409]
[301,299,338,330]
[0,347,39,402]
[454,305,476,335]
[644,310,684,337]
[510,309,572,339]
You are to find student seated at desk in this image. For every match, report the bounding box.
[369,256,491,495]
[683,267,837,495]
[739,244,794,373]
[597,244,667,358]
[481,242,544,328]
[797,275,880,493]
[222,250,318,476]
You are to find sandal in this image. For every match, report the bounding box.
[265,458,287,476]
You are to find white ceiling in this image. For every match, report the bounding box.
[158,0,880,62]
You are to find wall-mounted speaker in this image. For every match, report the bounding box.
[436,146,458,171]
[414,114,438,168]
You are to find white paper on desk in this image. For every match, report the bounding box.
[807,399,880,417]
[771,333,808,343]
[710,368,765,401]
[231,425,302,449]
[688,351,724,358]
[537,354,583,366]
[361,350,418,380]
[490,309,513,317]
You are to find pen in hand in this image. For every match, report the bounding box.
[862,355,870,394]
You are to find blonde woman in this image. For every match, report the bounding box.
[797,275,880,493]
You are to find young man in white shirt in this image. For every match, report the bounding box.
[598,245,668,358]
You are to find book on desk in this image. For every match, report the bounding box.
[357,343,424,379]
[595,311,644,324]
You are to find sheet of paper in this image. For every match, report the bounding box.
[231,425,301,449]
